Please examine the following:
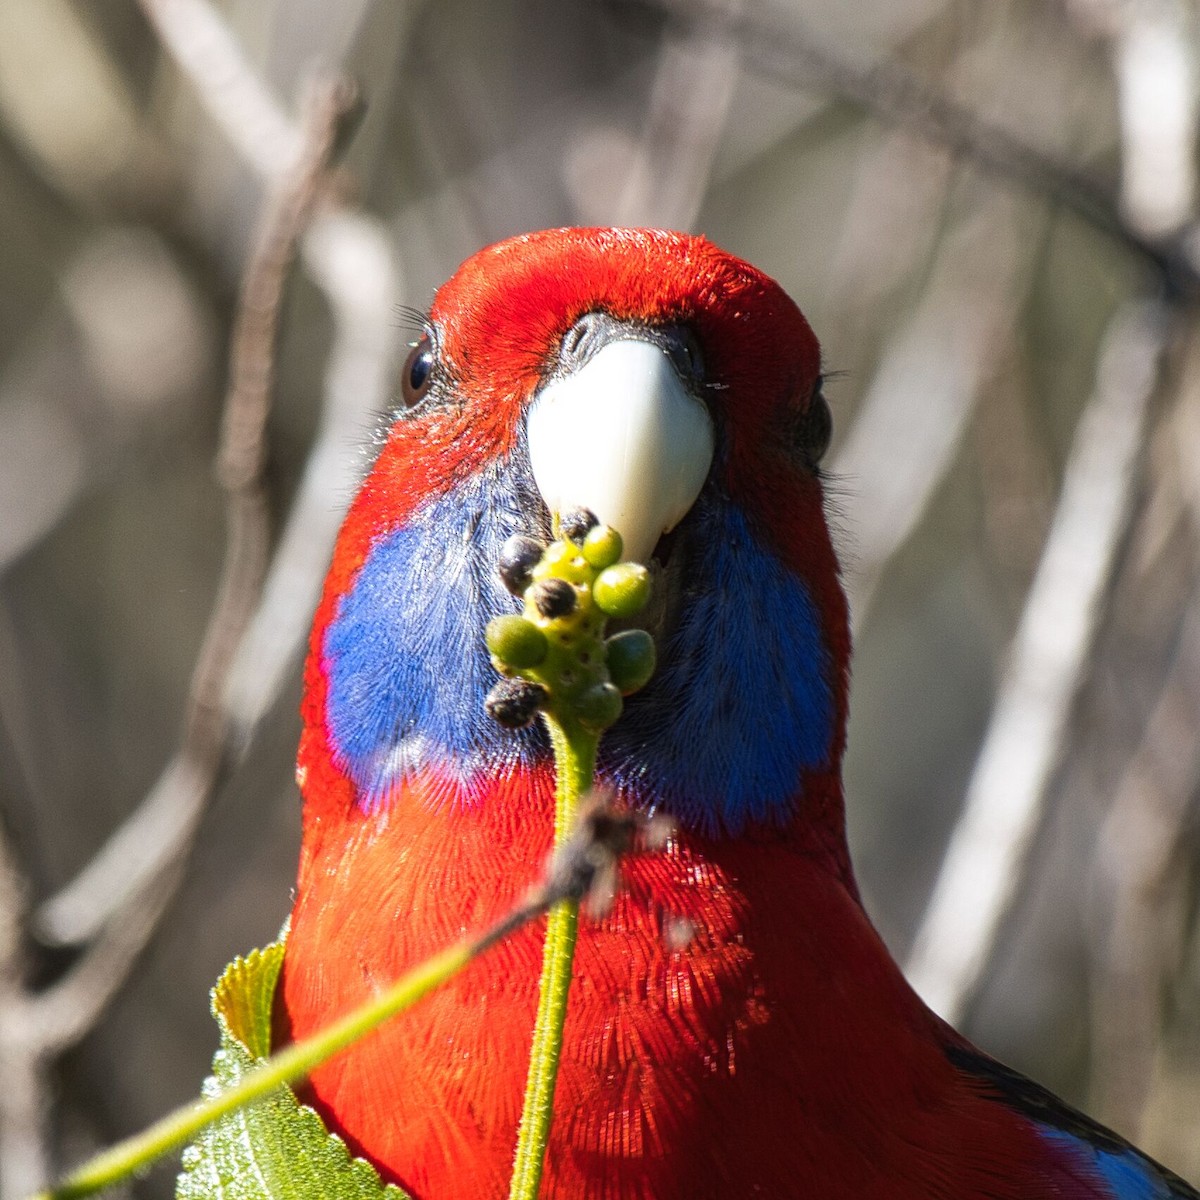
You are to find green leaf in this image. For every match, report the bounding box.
[175,940,409,1200]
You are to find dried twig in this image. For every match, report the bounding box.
[613,0,1200,293]
[904,300,1169,1021]
[224,209,401,740]
[1088,586,1200,1137]
[834,192,1044,628]
[37,0,401,948]
[37,74,357,944]
[609,0,742,230]
[0,75,358,1198]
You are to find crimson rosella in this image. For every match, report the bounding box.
[277,227,1198,1200]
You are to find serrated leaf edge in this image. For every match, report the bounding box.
[175,936,409,1200]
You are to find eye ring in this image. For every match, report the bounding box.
[401,333,436,409]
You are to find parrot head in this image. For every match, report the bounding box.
[303,226,850,850]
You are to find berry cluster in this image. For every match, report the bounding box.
[485,508,655,733]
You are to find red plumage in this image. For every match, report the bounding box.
[278,229,1137,1198]
[284,772,1093,1198]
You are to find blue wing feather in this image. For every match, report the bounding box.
[945,1042,1199,1199]
[1040,1127,1187,1199]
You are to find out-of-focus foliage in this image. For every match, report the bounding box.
[1,0,1199,1196]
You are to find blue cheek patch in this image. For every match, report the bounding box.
[600,501,835,835]
[1040,1129,1183,1199]
[322,462,836,832]
[322,465,547,807]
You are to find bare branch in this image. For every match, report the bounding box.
[614,0,1200,293]
[609,0,742,230]
[1088,587,1200,1136]
[835,193,1043,628]
[224,209,401,740]
[38,2,398,946]
[34,76,356,963]
[904,299,1169,1021]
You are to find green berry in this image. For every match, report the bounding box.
[592,562,651,618]
[486,615,548,668]
[534,540,577,579]
[574,681,623,731]
[605,629,656,694]
[582,525,623,569]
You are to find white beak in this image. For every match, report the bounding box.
[525,339,714,563]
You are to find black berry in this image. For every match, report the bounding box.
[498,535,545,596]
[485,678,547,728]
[532,578,577,619]
[559,507,599,543]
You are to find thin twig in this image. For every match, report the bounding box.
[28,74,356,1002]
[1089,587,1200,1137]
[612,0,1200,294]
[905,299,1169,1021]
[35,77,358,949]
[224,209,401,741]
[38,0,400,944]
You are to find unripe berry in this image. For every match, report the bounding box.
[486,615,548,669]
[574,681,623,731]
[582,525,623,569]
[592,563,650,618]
[605,629,656,695]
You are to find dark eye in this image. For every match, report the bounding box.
[401,333,435,409]
[798,377,833,466]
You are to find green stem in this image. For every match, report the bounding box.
[37,939,479,1200]
[508,717,597,1200]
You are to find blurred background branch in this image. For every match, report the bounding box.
[1,0,1199,1194]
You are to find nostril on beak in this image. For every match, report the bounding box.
[561,313,601,365]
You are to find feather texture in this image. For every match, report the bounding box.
[279,228,1198,1200]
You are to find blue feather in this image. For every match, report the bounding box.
[322,451,837,832]
[947,1043,1198,1198]
[1040,1129,1186,1199]
[600,497,835,834]
[323,459,546,807]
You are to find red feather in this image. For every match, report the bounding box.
[279,228,1111,1198]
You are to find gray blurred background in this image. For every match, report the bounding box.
[2,0,1199,1195]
